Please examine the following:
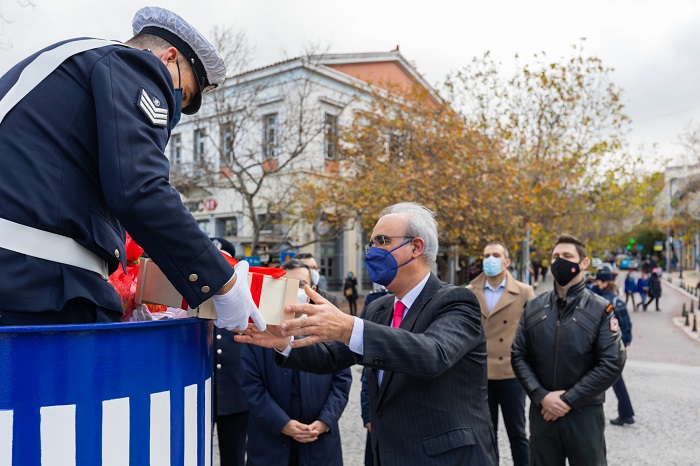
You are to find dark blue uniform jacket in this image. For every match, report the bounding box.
[0,38,232,313]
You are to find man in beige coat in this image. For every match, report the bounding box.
[468,241,534,466]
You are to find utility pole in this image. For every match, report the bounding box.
[667,178,674,280]
[524,226,531,286]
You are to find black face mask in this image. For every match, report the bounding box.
[551,257,581,286]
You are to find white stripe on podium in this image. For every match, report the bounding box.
[150,391,171,466]
[102,397,130,466]
[41,404,76,466]
[184,384,198,465]
[205,378,212,466]
[0,410,13,466]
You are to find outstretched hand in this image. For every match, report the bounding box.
[234,324,290,351]
[279,285,356,348]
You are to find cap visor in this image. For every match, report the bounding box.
[182,91,201,115]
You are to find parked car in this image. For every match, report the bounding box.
[598,263,618,280]
[619,256,640,270]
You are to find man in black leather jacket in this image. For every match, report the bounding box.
[511,234,626,466]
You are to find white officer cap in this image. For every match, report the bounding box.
[132,6,226,114]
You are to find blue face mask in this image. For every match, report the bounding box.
[364,239,414,286]
[170,58,183,130]
[482,256,503,277]
[171,87,182,130]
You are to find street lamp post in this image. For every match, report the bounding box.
[667,178,675,281]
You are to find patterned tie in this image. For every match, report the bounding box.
[392,301,406,328]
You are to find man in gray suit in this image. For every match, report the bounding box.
[237,202,497,466]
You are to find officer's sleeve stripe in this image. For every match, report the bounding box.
[140,89,168,116]
[138,89,168,127]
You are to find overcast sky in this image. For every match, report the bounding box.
[2,0,699,170]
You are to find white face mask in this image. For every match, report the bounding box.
[309,268,320,286]
[296,288,309,304]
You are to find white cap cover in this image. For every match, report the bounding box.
[132,6,226,113]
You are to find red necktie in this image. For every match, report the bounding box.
[392,301,406,328]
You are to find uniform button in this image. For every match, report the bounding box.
[499,356,504,360]
[217,349,222,354]
[114,249,120,259]
[376,411,383,419]
[499,338,504,342]
[201,286,210,293]
[216,364,222,369]
[216,334,222,340]
[503,320,507,324]
[189,274,198,282]
[373,357,380,364]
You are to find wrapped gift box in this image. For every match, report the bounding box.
[135,258,300,324]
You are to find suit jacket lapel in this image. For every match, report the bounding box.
[379,274,440,398]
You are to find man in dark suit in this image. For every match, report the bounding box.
[240,260,351,466]
[237,202,497,466]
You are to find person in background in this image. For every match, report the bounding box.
[358,283,391,466]
[540,259,549,282]
[624,270,637,310]
[296,252,338,306]
[591,270,635,427]
[636,269,649,311]
[645,271,662,312]
[210,238,248,466]
[240,259,351,466]
[511,234,626,465]
[360,368,373,466]
[468,241,534,466]
[343,272,359,316]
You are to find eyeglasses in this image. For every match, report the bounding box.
[365,235,415,254]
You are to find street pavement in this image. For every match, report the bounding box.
[216,272,700,465]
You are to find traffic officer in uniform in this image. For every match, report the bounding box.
[0,7,265,331]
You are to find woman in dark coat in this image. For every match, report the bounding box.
[646,271,662,311]
[343,272,358,316]
[593,270,635,426]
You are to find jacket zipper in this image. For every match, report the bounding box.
[553,311,561,387]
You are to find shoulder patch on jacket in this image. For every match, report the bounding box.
[137,88,168,127]
[605,303,614,313]
[610,316,620,332]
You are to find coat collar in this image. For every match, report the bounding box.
[470,271,522,318]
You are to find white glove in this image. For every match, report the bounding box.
[129,304,154,322]
[212,260,267,332]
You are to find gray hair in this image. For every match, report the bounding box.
[379,202,438,266]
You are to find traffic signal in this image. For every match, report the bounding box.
[630,238,635,244]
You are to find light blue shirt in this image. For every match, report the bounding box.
[484,276,507,313]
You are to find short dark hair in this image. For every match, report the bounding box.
[294,252,314,260]
[280,258,311,272]
[125,33,172,51]
[553,234,586,260]
[485,240,509,259]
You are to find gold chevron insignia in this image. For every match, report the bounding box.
[138,88,168,127]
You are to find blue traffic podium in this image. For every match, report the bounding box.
[0,318,213,465]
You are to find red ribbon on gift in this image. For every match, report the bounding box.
[220,252,285,308]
